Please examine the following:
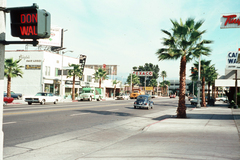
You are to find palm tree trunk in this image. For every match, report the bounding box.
[72,75,75,100]
[99,79,102,88]
[207,81,210,105]
[177,56,186,118]
[212,83,216,99]
[202,77,206,107]
[114,85,116,99]
[7,76,11,97]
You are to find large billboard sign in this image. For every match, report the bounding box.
[132,71,153,76]
[221,13,240,29]
[38,27,62,47]
[226,51,240,70]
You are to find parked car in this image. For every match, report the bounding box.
[169,94,176,98]
[25,92,61,105]
[4,91,22,99]
[4,97,14,103]
[190,97,202,105]
[215,96,227,101]
[116,93,130,100]
[151,95,158,98]
[188,94,195,101]
[134,95,154,109]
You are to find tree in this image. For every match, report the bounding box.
[112,79,120,99]
[150,79,158,95]
[206,65,218,104]
[159,80,170,96]
[191,60,217,107]
[93,68,108,88]
[4,58,23,97]
[134,63,160,87]
[67,64,82,100]
[126,74,140,92]
[156,18,212,118]
[160,71,167,95]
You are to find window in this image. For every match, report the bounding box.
[55,68,60,76]
[45,66,50,76]
[87,76,92,82]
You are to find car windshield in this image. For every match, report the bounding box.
[137,96,147,100]
[35,93,47,96]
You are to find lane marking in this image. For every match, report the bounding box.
[106,109,119,111]
[70,113,90,117]
[3,103,127,116]
[3,121,17,125]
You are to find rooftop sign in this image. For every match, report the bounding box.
[132,71,153,76]
[221,13,240,29]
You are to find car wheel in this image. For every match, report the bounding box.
[134,106,136,109]
[28,102,32,105]
[147,104,150,110]
[17,95,21,100]
[40,100,45,105]
[54,100,58,104]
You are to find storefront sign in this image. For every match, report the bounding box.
[144,87,153,91]
[132,71,153,76]
[226,51,240,69]
[25,65,41,70]
[65,80,80,85]
[221,13,240,29]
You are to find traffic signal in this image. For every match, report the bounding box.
[9,3,50,39]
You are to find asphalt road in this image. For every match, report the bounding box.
[3,97,179,148]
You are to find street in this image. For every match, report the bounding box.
[3,97,178,148]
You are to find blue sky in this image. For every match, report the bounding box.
[5,0,240,81]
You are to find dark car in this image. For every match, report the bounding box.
[134,95,154,109]
[4,91,22,99]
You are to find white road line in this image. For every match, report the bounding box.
[3,121,17,125]
[70,113,90,117]
[106,109,119,111]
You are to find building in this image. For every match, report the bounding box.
[4,50,121,99]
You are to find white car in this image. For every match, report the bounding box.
[25,92,61,105]
[116,93,130,100]
[215,96,227,101]
[190,98,202,105]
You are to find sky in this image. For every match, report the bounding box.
[4,0,240,82]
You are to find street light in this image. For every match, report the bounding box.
[61,50,73,101]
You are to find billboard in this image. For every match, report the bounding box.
[220,13,240,29]
[226,51,240,70]
[132,71,153,76]
[38,27,62,47]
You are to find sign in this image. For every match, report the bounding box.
[221,13,240,29]
[25,65,41,70]
[132,71,153,76]
[226,51,240,70]
[144,87,153,91]
[38,27,62,47]
[9,4,51,39]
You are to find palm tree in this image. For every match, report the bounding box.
[112,79,120,99]
[160,71,167,95]
[206,65,218,104]
[159,80,170,96]
[150,79,158,95]
[67,64,82,100]
[156,18,212,118]
[93,68,108,88]
[127,74,140,92]
[191,60,216,107]
[4,58,23,97]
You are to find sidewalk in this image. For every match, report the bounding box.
[3,101,240,159]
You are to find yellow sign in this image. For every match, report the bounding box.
[144,87,153,91]
[25,65,41,70]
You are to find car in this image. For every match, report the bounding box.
[215,96,227,101]
[25,92,61,105]
[116,93,130,100]
[4,91,22,99]
[188,94,196,101]
[133,95,154,109]
[169,94,176,98]
[190,97,202,105]
[151,95,158,98]
[3,97,14,103]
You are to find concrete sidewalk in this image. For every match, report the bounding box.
[3,101,240,159]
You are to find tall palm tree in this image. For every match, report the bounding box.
[150,79,158,95]
[112,79,120,99]
[67,64,82,100]
[159,80,170,95]
[4,58,23,97]
[93,68,108,88]
[191,60,216,107]
[160,71,167,95]
[127,74,140,92]
[156,18,212,118]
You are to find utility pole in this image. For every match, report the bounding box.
[197,55,201,108]
[0,1,6,159]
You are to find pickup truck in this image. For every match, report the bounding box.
[79,87,102,101]
[4,91,22,99]
[130,89,145,99]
